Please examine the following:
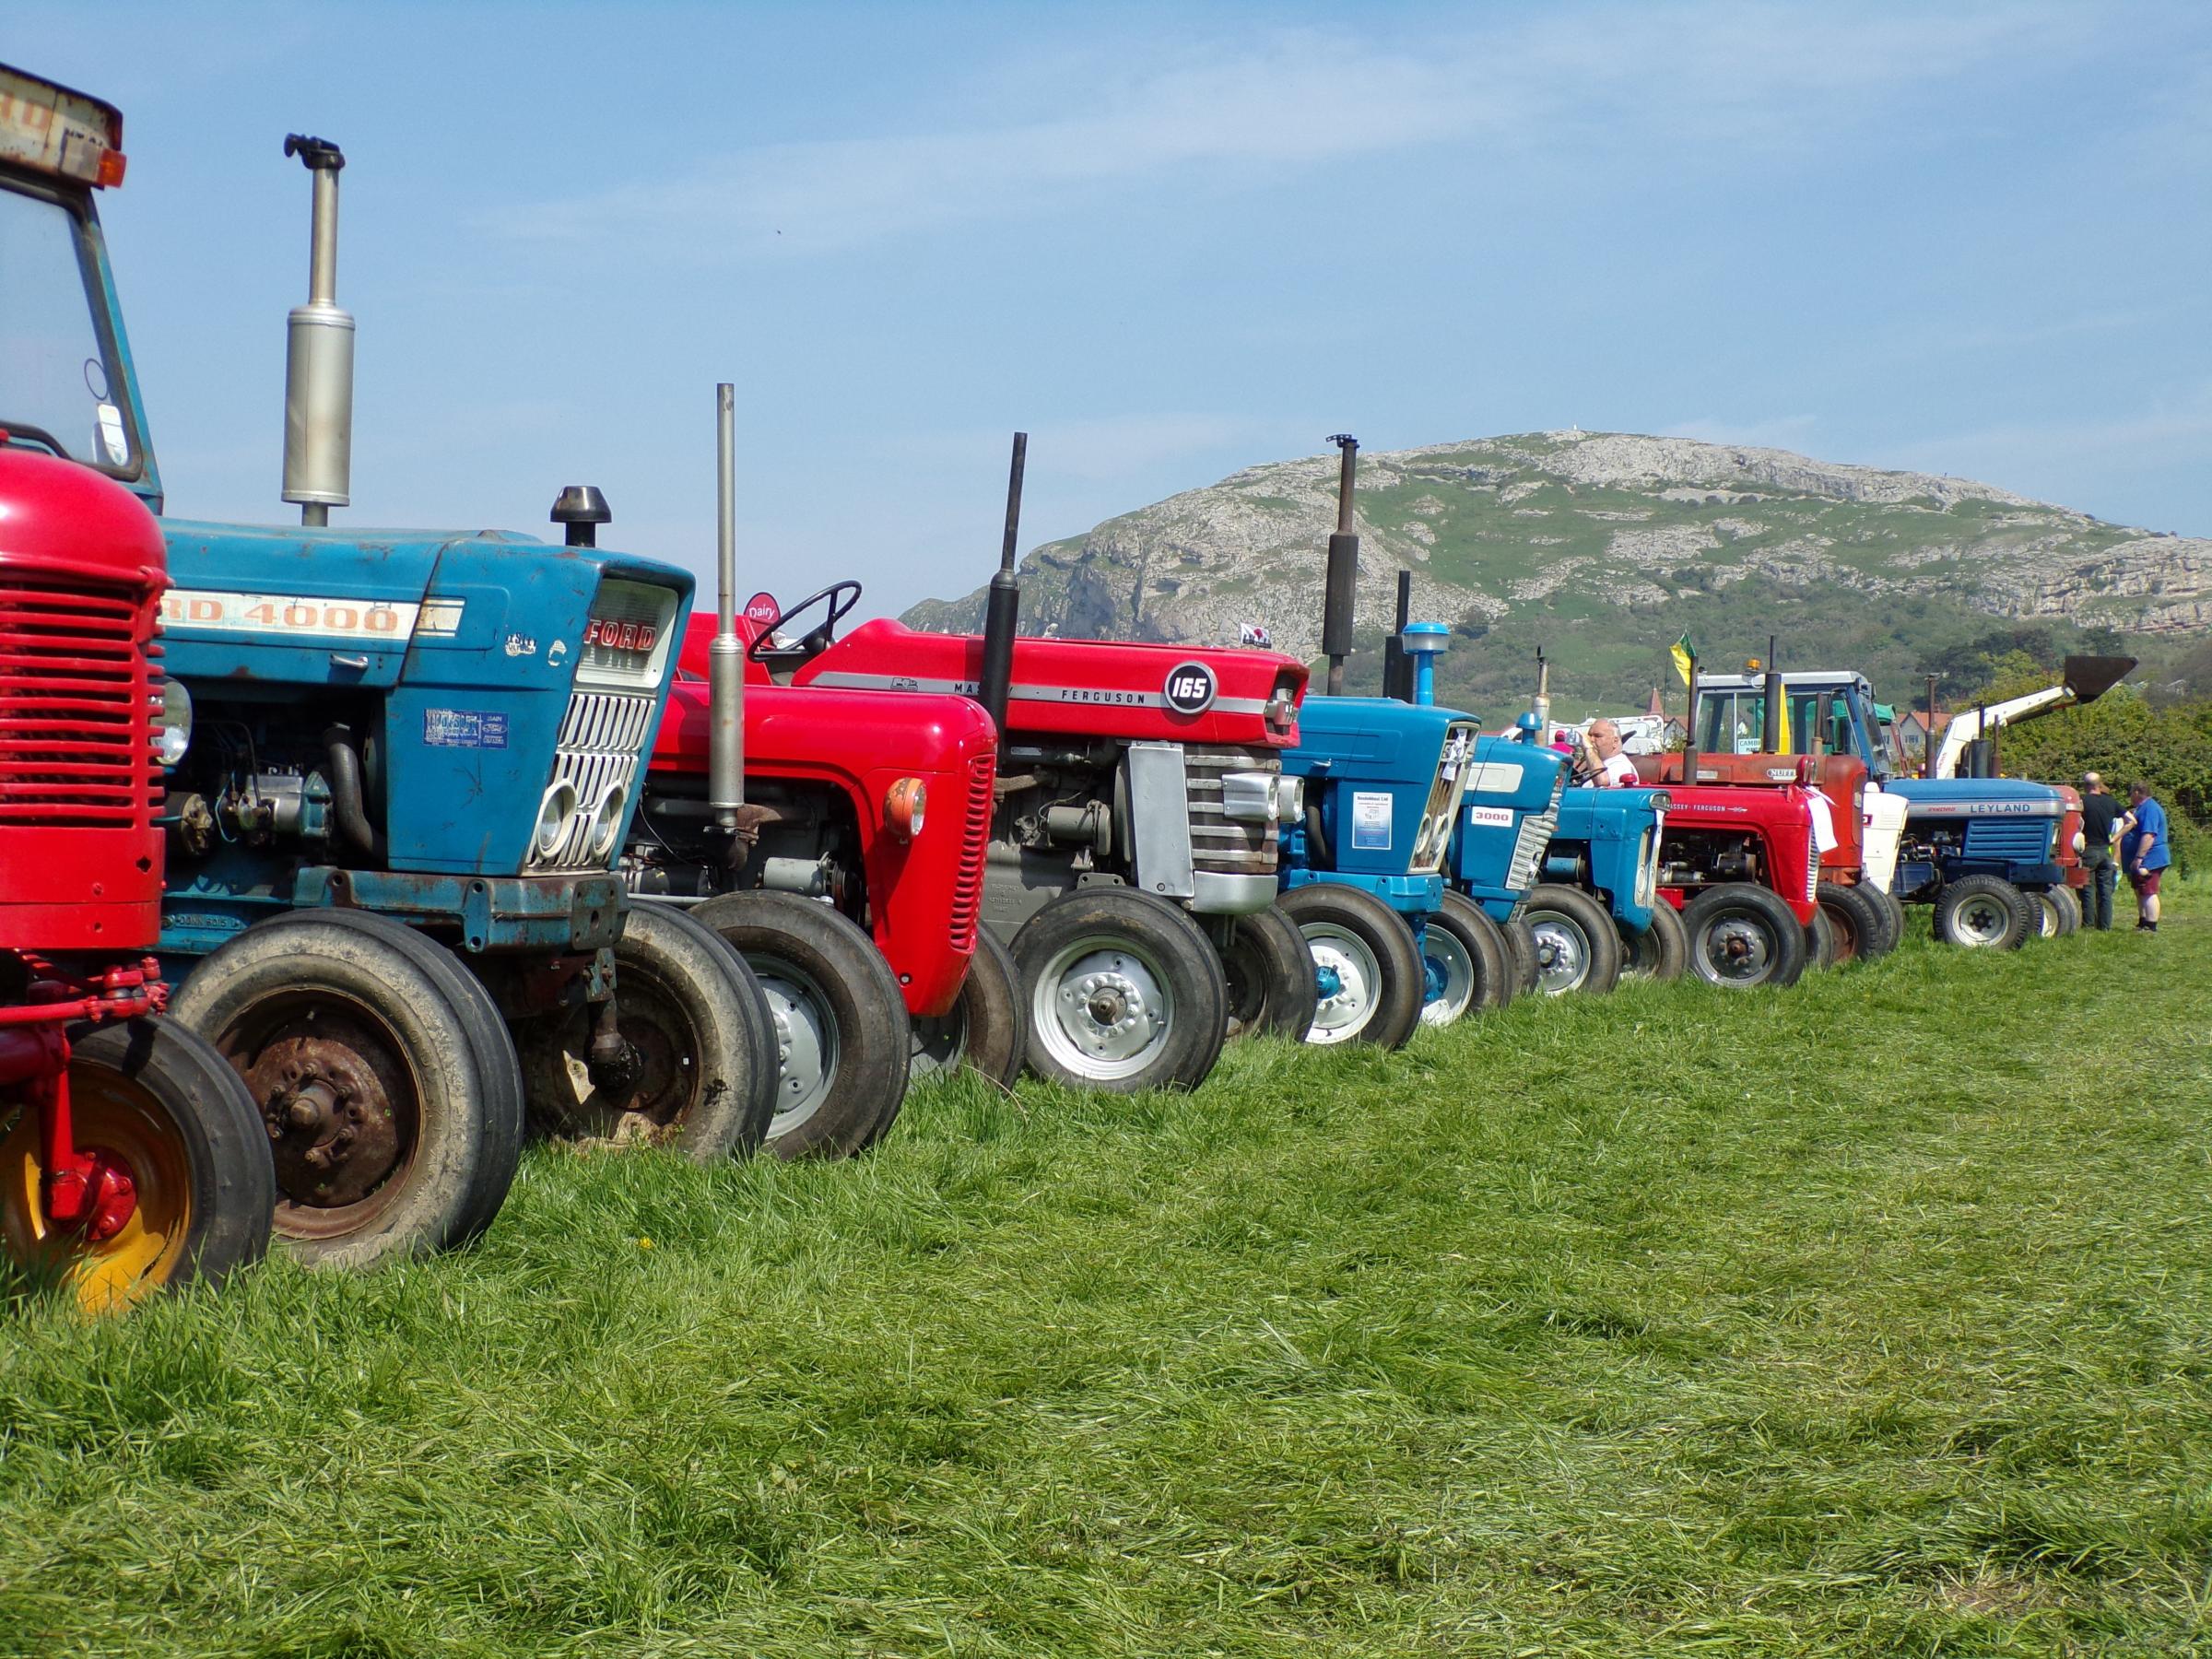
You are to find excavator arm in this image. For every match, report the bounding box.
[1934,654,2136,778]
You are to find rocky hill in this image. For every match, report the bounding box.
[901,431,2212,712]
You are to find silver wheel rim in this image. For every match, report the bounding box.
[1695,910,1778,985]
[1528,909,1593,994]
[2034,893,2060,937]
[1952,896,2011,947]
[1030,935,1174,1082]
[1419,926,1476,1027]
[907,1000,969,1082]
[1302,923,1382,1044]
[749,960,840,1131]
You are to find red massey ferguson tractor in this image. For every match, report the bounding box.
[0,447,273,1311]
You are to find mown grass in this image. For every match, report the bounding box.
[4,891,2209,1657]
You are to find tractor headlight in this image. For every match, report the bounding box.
[1274,774,1305,824]
[155,678,194,768]
[535,782,578,856]
[588,783,628,858]
[884,777,927,842]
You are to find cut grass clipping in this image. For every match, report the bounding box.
[4,888,2209,1657]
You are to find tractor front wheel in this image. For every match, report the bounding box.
[1277,884,1424,1049]
[1818,880,1896,964]
[910,930,1028,1088]
[694,890,912,1157]
[1934,876,2033,949]
[1521,884,1625,996]
[1680,884,1808,990]
[1014,888,1227,1092]
[1501,915,1541,997]
[1620,901,1688,982]
[1421,889,1511,1024]
[1219,906,1319,1041]
[520,902,776,1162]
[2031,886,2082,939]
[2,1018,273,1313]
[171,910,525,1268]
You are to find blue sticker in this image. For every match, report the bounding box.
[424,709,510,749]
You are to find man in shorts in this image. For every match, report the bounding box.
[2118,782,2171,932]
[2077,772,2124,930]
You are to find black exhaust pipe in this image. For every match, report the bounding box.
[1382,570,1412,702]
[1322,434,1359,697]
[977,431,1027,742]
[1761,635,1783,754]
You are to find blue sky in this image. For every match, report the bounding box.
[18,1,2211,620]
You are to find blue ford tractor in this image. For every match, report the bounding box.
[50,120,778,1267]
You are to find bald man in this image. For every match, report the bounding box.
[1582,719,1640,787]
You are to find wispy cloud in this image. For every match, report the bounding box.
[484,4,2082,260]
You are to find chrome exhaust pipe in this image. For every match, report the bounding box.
[706,382,745,829]
[280,135,353,526]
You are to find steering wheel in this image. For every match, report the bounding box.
[747,580,864,663]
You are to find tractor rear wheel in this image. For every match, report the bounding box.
[2031,886,2082,939]
[1819,880,1898,963]
[1219,906,1319,1041]
[2,1018,273,1314]
[1934,875,2033,949]
[520,902,776,1162]
[1277,884,1424,1049]
[1522,884,1625,996]
[1502,914,1541,997]
[1620,901,1688,982]
[1680,884,1808,990]
[171,909,525,1268]
[910,929,1028,1088]
[1804,906,1839,971]
[694,890,912,1156]
[1425,889,1511,1021]
[1014,888,1227,1092]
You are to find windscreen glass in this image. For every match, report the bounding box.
[0,186,133,472]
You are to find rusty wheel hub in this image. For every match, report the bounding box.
[246,1030,400,1210]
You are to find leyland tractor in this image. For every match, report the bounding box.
[775,441,1309,1094]
[1675,667,1908,964]
[47,94,778,1267]
[625,398,1005,1158]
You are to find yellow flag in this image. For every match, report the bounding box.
[1670,632,1695,687]
[1777,691,1792,754]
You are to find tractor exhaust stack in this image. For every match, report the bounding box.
[1761,635,1784,753]
[977,431,1026,742]
[280,135,353,527]
[1533,647,1551,739]
[706,382,745,829]
[1322,435,1360,696]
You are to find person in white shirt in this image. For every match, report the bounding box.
[1581,718,1641,788]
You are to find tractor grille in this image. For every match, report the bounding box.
[1963,818,2057,865]
[0,575,155,827]
[950,750,993,952]
[1185,744,1279,877]
[1505,768,1566,891]
[1804,839,1820,901]
[530,688,657,871]
[1412,722,1482,873]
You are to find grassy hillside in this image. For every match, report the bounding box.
[6,896,2209,1657]
[903,432,2211,710]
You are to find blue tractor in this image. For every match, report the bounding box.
[55,126,777,1266]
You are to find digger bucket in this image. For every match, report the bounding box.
[2062,654,2136,705]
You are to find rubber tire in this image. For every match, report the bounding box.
[171,909,524,1268]
[1804,906,1839,971]
[1413,897,1482,1030]
[1,1018,274,1312]
[1433,888,1512,1017]
[1679,883,1808,990]
[692,889,912,1159]
[1620,901,1688,982]
[2030,886,2081,940]
[1934,875,2033,950]
[1219,905,1320,1041]
[910,929,1028,1088]
[1877,884,1911,947]
[1012,888,1228,1092]
[1277,883,1424,1050]
[1522,883,1625,996]
[1817,880,1890,965]
[520,902,776,1163]
[1502,914,1541,997]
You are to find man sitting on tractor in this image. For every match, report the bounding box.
[1577,719,1640,789]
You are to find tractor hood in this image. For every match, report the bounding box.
[159,520,687,689]
[1468,734,1571,812]
[1287,697,1465,784]
[794,618,1306,748]
[1557,784,1667,840]
[1885,778,2065,819]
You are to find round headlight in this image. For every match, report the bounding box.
[1274,773,1305,824]
[588,784,629,858]
[156,678,194,768]
[884,777,927,842]
[535,782,578,856]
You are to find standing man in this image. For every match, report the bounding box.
[2118,781,2171,932]
[2077,772,2124,930]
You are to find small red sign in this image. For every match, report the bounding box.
[743,592,781,626]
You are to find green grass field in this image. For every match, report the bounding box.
[5,892,2209,1657]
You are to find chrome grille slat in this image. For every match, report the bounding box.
[1182,743,1280,877]
[530,688,656,872]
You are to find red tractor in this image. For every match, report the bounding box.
[0,444,273,1311]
